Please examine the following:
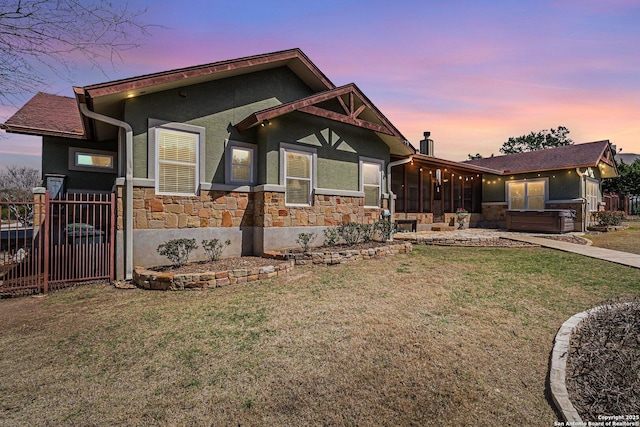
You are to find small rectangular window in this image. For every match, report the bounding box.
[69,147,117,173]
[231,147,253,183]
[76,153,113,168]
[285,150,312,205]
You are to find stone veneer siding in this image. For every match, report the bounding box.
[121,187,254,231]
[255,192,387,228]
[117,187,385,232]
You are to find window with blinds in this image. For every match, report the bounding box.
[362,162,381,207]
[156,128,199,195]
[285,150,312,205]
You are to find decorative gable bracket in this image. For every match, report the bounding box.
[235,84,401,138]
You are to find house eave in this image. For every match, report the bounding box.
[0,123,86,140]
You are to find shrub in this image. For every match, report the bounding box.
[202,238,231,262]
[296,232,317,252]
[375,219,393,241]
[338,222,363,246]
[360,223,375,243]
[323,227,340,246]
[594,211,625,227]
[157,238,198,267]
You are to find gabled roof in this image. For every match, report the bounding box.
[78,48,334,104]
[2,49,414,156]
[236,83,415,156]
[465,140,618,177]
[0,93,85,139]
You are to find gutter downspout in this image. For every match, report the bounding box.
[78,103,134,280]
[575,167,587,232]
[387,156,414,232]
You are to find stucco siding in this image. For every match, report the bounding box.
[125,66,315,182]
[42,136,118,192]
[263,112,390,191]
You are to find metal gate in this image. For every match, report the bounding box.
[0,191,115,296]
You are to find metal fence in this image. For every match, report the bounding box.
[0,191,115,297]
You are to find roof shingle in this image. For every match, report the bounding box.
[1,93,85,139]
[464,141,612,173]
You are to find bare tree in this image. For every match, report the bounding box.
[0,165,41,224]
[0,0,150,106]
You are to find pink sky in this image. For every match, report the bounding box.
[2,0,639,169]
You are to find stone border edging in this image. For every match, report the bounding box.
[133,261,294,291]
[550,302,635,423]
[263,242,412,266]
[550,310,590,423]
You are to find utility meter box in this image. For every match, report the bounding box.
[45,174,66,199]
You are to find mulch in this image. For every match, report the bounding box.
[151,257,283,274]
[565,298,640,421]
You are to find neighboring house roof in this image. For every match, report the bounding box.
[236,83,415,156]
[465,140,618,177]
[617,153,640,164]
[0,92,85,139]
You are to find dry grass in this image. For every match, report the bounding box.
[1,246,639,426]
[587,221,640,254]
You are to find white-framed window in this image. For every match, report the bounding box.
[280,143,316,206]
[148,120,205,196]
[586,179,599,212]
[507,179,546,210]
[360,158,383,208]
[156,127,199,195]
[69,147,116,173]
[225,140,256,185]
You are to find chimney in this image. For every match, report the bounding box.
[420,131,434,156]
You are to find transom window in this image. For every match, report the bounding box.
[362,161,382,207]
[156,128,199,195]
[508,180,545,210]
[285,150,312,205]
[69,147,116,173]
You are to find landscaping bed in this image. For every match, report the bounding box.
[565,298,640,421]
[133,257,294,291]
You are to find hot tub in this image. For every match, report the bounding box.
[506,209,575,233]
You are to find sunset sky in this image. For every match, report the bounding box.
[1,0,639,170]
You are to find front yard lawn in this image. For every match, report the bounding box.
[1,246,638,425]
[587,221,640,255]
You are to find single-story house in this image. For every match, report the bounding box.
[1,48,620,281]
[465,140,619,231]
[2,48,416,280]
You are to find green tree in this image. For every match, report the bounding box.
[467,153,483,160]
[500,126,573,154]
[602,159,640,195]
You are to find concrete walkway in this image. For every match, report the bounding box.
[503,234,640,270]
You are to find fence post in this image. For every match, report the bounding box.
[32,188,48,293]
